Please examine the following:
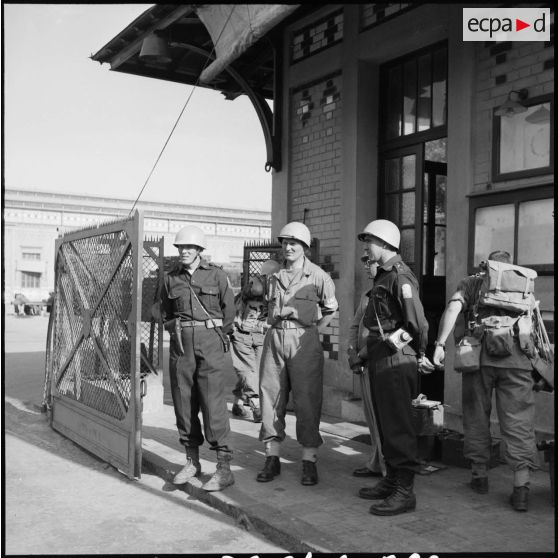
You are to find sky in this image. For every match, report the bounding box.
[3,4,272,211]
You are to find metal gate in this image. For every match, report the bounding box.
[43,211,163,479]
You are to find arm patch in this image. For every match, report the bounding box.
[401,283,413,299]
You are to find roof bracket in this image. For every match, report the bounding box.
[172,42,281,172]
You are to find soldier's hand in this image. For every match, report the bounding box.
[433,346,445,368]
[351,364,364,375]
[418,355,435,374]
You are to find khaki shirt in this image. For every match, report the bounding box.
[160,259,235,333]
[267,257,338,327]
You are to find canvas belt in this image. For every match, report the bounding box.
[273,319,310,329]
[180,318,223,328]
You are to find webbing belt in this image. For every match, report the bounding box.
[180,319,223,328]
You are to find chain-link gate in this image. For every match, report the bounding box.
[43,211,163,479]
[242,238,320,286]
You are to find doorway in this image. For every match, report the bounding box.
[379,139,447,402]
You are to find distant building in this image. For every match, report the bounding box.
[3,188,271,304]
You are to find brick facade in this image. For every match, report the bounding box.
[290,73,343,360]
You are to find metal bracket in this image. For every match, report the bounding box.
[171,42,281,172]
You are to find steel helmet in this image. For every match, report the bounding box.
[277,221,311,248]
[357,219,400,249]
[248,277,265,297]
[260,259,280,276]
[173,225,206,249]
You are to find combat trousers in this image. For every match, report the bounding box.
[462,365,537,471]
[169,326,231,450]
[230,329,264,401]
[360,367,386,475]
[259,326,324,448]
[367,338,420,471]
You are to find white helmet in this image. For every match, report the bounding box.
[278,222,311,248]
[357,219,400,249]
[260,259,280,276]
[173,225,206,249]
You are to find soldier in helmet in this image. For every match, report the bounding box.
[159,225,236,491]
[229,259,280,423]
[357,219,434,515]
[347,252,386,479]
[257,222,338,486]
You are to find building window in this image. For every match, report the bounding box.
[21,271,41,288]
[492,94,553,181]
[469,185,554,274]
[381,42,447,143]
[22,251,41,260]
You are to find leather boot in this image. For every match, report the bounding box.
[510,486,529,512]
[301,460,318,485]
[248,398,262,423]
[202,450,235,491]
[369,469,417,516]
[173,447,201,485]
[359,464,397,500]
[232,402,249,417]
[256,456,281,482]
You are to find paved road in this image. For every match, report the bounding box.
[3,314,286,555]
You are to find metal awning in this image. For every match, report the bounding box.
[91,4,309,171]
[91,4,299,100]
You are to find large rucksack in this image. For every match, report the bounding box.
[478,260,537,314]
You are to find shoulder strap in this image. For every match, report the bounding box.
[189,285,229,347]
[370,296,386,341]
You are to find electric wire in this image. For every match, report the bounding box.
[128,6,237,215]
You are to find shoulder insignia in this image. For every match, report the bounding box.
[401,283,413,299]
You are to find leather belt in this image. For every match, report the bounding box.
[180,318,223,328]
[273,319,309,329]
[236,326,265,334]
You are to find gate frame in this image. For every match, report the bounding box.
[47,211,145,479]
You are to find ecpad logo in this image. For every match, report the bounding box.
[463,8,550,42]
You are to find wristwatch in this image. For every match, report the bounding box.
[434,340,446,348]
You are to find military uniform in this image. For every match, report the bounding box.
[362,255,429,472]
[259,257,338,448]
[230,293,267,405]
[160,259,235,452]
[453,275,537,474]
[348,289,386,476]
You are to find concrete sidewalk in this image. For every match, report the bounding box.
[142,403,555,554]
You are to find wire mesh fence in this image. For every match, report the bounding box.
[44,218,164,420]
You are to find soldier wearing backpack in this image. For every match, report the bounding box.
[432,250,539,512]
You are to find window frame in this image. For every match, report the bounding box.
[492,94,554,182]
[20,271,41,289]
[468,184,554,275]
[379,40,448,151]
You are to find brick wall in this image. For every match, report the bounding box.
[473,24,554,191]
[290,72,343,360]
